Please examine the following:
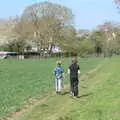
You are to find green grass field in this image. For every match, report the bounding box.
[0,57,104,119]
[14,57,120,120]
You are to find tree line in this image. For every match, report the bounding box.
[0,1,120,58]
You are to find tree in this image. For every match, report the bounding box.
[59,26,94,57]
[91,30,104,56]
[0,19,12,47]
[59,26,78,54]
[98,22,119,57]
[21,2,74,56]
[3,17,28,53]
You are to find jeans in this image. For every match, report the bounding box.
[55,78,62,92]
[70,77,79,96]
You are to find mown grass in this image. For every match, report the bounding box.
[0,57,104,118]
[17,57,120,120]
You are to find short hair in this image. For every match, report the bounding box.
[72,57,77,64]
[56,60,62,66]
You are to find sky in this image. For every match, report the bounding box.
[0,0,120,30]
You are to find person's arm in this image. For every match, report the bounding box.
[62,68,65,78]
[62,72,65,79]
[53,68,56,75]
[78,70,80,74]
[67,66,71,74]
[78,65,80,74]
[67,69,70,74]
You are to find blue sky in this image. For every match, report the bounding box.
[0,0,120,30]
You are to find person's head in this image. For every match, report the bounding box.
[72,57,77,64]
[56,60,62,66]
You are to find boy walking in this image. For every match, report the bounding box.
[68,58,80,98]
[53,61,64,94]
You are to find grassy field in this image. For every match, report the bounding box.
[15,57,120,120]
[0,57,104,119]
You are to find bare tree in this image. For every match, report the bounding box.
[21,2,74,56]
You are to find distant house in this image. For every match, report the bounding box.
[76,29,91,39]
[24,41,62,54]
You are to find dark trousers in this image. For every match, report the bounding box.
[70,77,79,96]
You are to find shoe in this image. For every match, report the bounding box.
[70,91,72,96]
[56,91,61,95]
[70,91,74,97]
[58,91,61,95]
